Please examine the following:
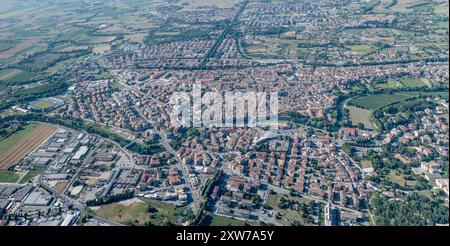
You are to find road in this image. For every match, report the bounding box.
[201,0,250,66]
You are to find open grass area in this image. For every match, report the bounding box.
[349,44,375,55]
[360,160,373,169]
[387,170,417,187]
[346,105,377,129]
[94,199,185,226]
[0,170,20,183]
[0,124,38,158]
[398,78,426,88]
[375,79,401,89]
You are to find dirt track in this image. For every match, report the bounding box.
[0,125,56,170]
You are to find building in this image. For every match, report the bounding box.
[324,203,341,226]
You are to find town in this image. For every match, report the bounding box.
[0,0,448,227]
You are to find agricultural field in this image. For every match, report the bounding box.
[0,38,40,59]
[93,199,185,226]
[0,124,56,170]
[93,45,111,54]
[348,94,411,110]
[394,91,449,100]
[0,124,38,157]
[0,69,32,83]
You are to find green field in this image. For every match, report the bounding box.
[349,94,411,110]
[30,100,55,110]
[0,69,32,83]
[394,91,449,100]
[346,105,377,129]
[12,83,54,97]
[398,78,426,88]
[0,170,20,183]
[375,79,401,89]
[0,124,38,157]
[94,199,185,226]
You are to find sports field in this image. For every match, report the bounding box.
[0,124,56,170]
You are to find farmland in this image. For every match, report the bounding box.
[348,94,411,110]
[0,124,38,157]
[0,69,32,83]
[0,124,56,170]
